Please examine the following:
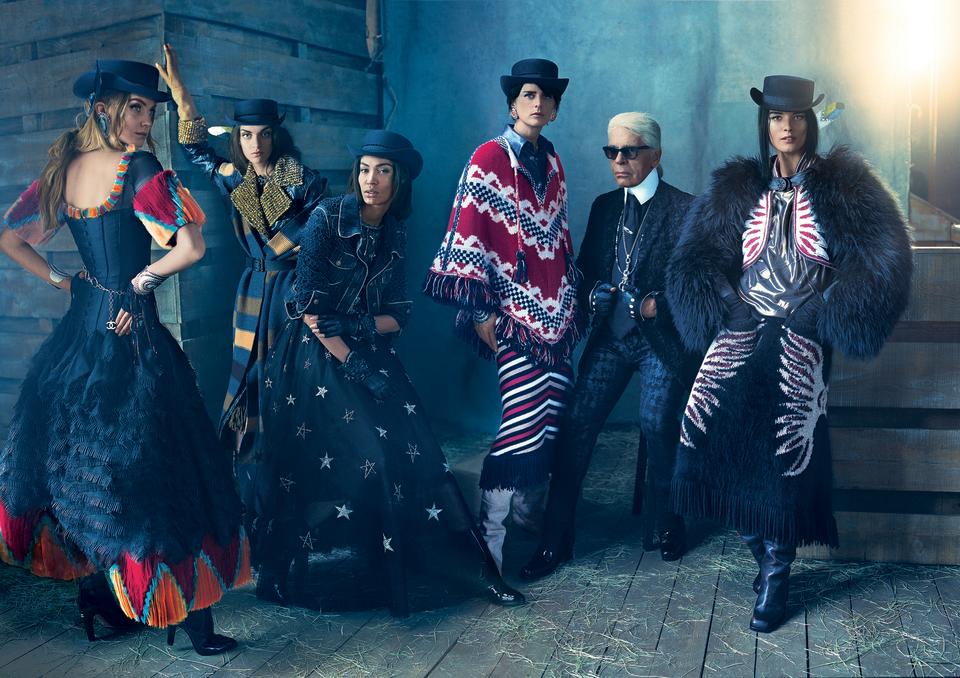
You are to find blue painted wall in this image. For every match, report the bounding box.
[383,0,911,433]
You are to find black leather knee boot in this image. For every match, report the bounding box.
[749,539,796,633]
[740,534,765,593]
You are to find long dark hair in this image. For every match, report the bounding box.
[348,158,413,220]
[758,107,819,175]
[229,124,301,175]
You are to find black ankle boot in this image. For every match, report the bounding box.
[518,542,573,581]
[749,539,796,633]
[166,608,238,656]
[78,573,141,641]
[467,527,527,606]
[741,534,765,594]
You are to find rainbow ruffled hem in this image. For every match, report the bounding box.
[0,501,251,627]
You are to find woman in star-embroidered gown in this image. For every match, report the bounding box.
[157,45,327,503]
[665,75,912,634]
[257,130,526,616]
[0,59,249,654]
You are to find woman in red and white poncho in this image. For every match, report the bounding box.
[424,58,582,571]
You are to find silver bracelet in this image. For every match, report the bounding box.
[131,266,169,295]
[48,263,69,287]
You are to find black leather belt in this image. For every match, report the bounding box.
[248,258,296,272]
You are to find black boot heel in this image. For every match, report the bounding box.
[80,608,97,642]
[78,572,140,641]
[749,539,796,633]
[167,608,237,656]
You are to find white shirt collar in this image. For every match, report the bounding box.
[624,169,659,205]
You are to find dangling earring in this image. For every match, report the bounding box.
[510,108,518,121]
[550,111,557,122]
[96,112,110,137]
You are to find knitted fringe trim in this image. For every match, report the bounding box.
[479,448,554,492]
[422,270,498,313]
[453,310,582,369]
[670,478,839,548]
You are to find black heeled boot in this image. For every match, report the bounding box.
[518,541,573,581]
[468,527,527,606]
[749,539,796,633]
[166,608,238,656]
[741,534,765,594]
[78,573,141,641]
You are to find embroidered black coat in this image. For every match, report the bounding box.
[667,146,912,359]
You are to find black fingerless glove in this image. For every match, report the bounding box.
[589,282,617,317]
[341,351,392,401]
[316,313,377,341]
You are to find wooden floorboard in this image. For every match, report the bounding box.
[5,427,960,676]
[700,538,756,676]
[643,535,724,678]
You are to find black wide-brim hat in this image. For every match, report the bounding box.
[232,98,286,125]
[750,75,824,111]
[73,59,171,103]
[348,130,423,180]
[500,58,569,97]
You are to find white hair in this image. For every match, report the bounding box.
[608,111,663,176]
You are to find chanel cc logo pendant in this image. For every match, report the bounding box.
[106,321,117,330]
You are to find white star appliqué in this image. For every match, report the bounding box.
[361,459,376,479]
[425,503,443,521]
[264,377,273,389]
[376,426,388,439]
[315,386,328,398]
[406,443,420,463]
[382,534,394,552]
[286,394,296,406]
[335,504,353,520]
[403,402,416,415]
[300,531,314,549]
[296,423,311,439]
[393,483,404,501]
[302,333,311,344]
[279,477,295,492]
[319,453,333,469]
[343,409,355,423]
[303,358,312,370]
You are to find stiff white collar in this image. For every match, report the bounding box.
[624,169,659,205]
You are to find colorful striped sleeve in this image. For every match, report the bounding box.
[133,170,206,248]
[2,180,62,246]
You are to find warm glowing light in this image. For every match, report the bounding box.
[901,0,944,75]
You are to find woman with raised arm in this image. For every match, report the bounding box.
[157,46,327,534]
[0,59,249,655]
[667,75,912,633]
[257,130,526,615]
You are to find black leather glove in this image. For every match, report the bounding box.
[315,313,376,341]
[787,291,826,338]
[341,351,392,401]
[589,282,617,317]
[621,284,659,323]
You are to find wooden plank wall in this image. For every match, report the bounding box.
[800,245,960,565]
[0,0,380,430]
[161,0,379,416]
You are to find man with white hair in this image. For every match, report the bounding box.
[521,112,696,580]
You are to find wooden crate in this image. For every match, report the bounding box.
[800,245,960,565]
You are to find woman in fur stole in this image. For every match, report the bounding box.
[666,75,912,633]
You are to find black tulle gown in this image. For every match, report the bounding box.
[0,150,250,627]
[256,197,501,617]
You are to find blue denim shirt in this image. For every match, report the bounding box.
[502,125,554,196]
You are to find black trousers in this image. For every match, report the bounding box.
[540,326,687,549]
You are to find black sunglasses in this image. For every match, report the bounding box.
[602,145,652,160]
